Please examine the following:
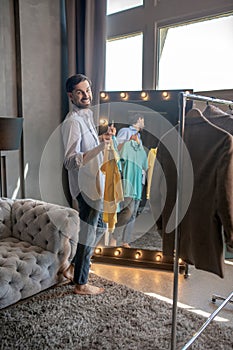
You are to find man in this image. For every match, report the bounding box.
[61,74,115,295]
[116,113,145,147]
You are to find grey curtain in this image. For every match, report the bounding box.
[62,0,107,106]
[60,0,106,207]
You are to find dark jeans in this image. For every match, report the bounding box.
[113,197,140,245]
[71,193,106,285]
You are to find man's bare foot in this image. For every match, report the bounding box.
[121,242,130,248]
[63,264,74,281]
[73,283,105,295]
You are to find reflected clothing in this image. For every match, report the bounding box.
[113,197,140,245]
[120,140,148,199]
[113,140,148,244]
[117,125,142,145]
[146,148,157,199]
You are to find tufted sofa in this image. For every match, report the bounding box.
[0,198,79,309]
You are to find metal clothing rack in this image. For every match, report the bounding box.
[171,92,233,350]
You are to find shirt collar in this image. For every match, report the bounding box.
[129,125,138,132]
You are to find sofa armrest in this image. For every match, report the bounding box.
[0,198,14,239]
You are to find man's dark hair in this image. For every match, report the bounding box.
[66,74,92,93]
[128,113,144,125]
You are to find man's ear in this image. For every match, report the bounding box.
[67,92,72,100]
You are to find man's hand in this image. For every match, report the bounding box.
[100,124,116,144]
[108,124,116,136]
[102,133,112,143]
[130,133,140,144]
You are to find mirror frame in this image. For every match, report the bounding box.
[92,90,193,271]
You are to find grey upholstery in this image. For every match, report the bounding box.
[0,198,79,309]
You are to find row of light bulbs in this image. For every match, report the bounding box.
[94,247,184,264]
[94,247,164,262]
[100,91,172,101]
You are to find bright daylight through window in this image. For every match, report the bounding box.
[157,14,233,91]
[107,0,143,15]
[105,33,143,91]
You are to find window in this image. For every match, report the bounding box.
[105,33,143,91]
[157,15,233,91]
[107,0,143,15]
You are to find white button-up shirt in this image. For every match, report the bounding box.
[61,105,105,201]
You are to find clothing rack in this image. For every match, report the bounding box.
[171,92,233,350]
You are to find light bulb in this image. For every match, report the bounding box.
[120,92,127,99]
[155,254,162,262]
[114,249,121,256]
[141,91,148,99]
[95,247,102,254]
[100,92,108,99]
[162,91,170,100]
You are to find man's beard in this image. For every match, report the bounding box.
[74,98,92,109]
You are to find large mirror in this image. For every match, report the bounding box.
[93,90,193,269]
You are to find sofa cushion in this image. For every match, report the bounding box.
[0,237,62,309]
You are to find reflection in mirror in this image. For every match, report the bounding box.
[92,90,192,269]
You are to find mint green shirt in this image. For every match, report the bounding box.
[120,140,148,199]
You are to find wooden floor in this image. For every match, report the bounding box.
[92,259,233,325]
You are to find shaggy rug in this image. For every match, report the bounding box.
[130,231,162,250]
[0,274,232,350]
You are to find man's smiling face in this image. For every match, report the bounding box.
[69,80,93,109]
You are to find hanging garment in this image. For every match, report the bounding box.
[120,140,148,200]
[112,139,148,245]
[146,147,158,199]
[203,104,233,134]
[101,140,124,232]
[151,108,233,277]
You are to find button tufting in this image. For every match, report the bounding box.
[0,198,80,309]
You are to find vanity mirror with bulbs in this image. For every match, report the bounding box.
[92,90,193,271]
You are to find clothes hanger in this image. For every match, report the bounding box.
[185,108,203,118]
[203,102,227,117]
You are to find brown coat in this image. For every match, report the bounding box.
[150,109,233,277]
[203,104,233,135]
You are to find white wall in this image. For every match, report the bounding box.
[0,0,64,205]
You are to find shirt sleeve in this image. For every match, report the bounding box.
[116,128,130,144]
[62,118,84,170]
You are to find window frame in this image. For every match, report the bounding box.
[106,0,233,92]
